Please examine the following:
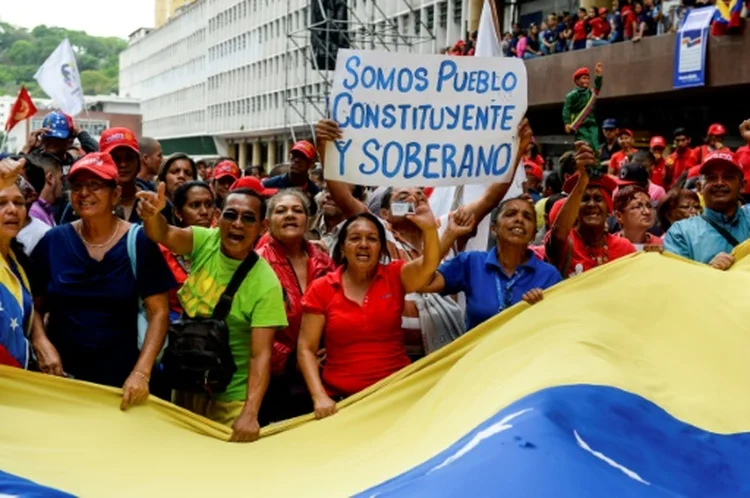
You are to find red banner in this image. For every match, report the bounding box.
[5,86,38,132]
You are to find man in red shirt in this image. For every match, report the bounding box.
[589,8,611,43]
[608,129,636,176]
[649,136,668,187]
[693,123,730,164]
[667,127,698,187]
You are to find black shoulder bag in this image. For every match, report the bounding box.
[163,251,259,394]
[702,215,741,248]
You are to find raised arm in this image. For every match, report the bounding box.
[462,118,533,224]
[136,182,194,256]
[546,143,597,269]
[315,120,369,218]
[400,202,440,293]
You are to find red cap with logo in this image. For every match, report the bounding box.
[212,160,241,181]
[649,136,666,149]
[230,176,278,197]
[99,127,139,155]
[68,152,119,183]
[291,141,316,161]
[699,150,742,175]
[707,123,727,137]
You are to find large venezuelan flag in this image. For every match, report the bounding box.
[2,250,750,497]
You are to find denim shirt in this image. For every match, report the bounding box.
[663,206,750,264]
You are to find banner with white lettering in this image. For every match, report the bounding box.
[324,50,528,187]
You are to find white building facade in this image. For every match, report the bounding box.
[120,0,475,170]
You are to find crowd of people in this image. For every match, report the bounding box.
[444,0,747,59]
[1,107,749,443]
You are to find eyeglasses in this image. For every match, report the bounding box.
[71,181,107,193]
[627,202,653,212]
[677,204,701,212]
[221,210,256,225]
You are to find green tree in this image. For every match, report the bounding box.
[0,22,128,98]
[80,70,113,95]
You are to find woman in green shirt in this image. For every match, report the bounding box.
[137,183,288,443]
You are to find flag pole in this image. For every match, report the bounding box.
[486,0,502,44]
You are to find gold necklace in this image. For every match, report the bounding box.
[77,220,122,249]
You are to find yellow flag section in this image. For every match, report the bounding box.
[2,251,750,497]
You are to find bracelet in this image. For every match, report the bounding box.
[132,371,150,382]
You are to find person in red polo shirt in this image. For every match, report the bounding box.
[608,129,636,176]
[693,123,730,165]
[649,136,668,187]
[666,127,698,187]
[297,207,440,419]
[589,7,611,45]
[572,7,589,50]
[546,143,636,278]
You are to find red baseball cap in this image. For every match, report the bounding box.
[290,141,316,161]
[68,152,119,183]
[213,160,241,181]
[707,123,727,137]
[618,129,633,137]
[230,176,278,197]
[99,127,139,155]
[699,151,742,175]
[649,136,666,149]
[524,161,543,182]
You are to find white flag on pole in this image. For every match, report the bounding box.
[34,38,85,116]
[430,0,526,253]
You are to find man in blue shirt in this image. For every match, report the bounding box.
[262,140,321,197]
[664,151,750,269]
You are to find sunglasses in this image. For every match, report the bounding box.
[221,209,256,225]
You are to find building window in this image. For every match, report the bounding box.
[414,10,422,34]
[426,5,434,29]
[439,1,447,28]
[453,0,462,24]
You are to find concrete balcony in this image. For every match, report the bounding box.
[523,30,750,146]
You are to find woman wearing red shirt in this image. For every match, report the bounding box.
[256,189,335,422]
[298,207,440,420]
[572,8,589,50]
[545,144,636,278]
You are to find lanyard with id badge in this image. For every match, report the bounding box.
[495,270,524,313]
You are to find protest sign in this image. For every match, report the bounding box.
[324,50,528,187]
[673,6,715,90]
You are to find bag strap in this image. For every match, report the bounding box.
[211,251,260,320]
[126,224,140,278]
[701,215,740,248]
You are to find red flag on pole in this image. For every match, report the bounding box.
[5,86,38,132]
